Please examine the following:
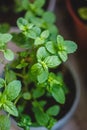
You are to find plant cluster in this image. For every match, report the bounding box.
[0,0,77,130]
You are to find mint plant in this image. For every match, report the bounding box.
[0,0,77,130]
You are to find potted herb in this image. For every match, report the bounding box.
[66,0,87,49]
[0,0,80,130]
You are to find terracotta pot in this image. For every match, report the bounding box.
[66,0,87,49]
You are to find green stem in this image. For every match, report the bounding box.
[14,93,22,105]
[16,73,25,79]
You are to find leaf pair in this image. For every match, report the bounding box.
[25,11,58,39]
[17,17,41,39]
[29,0,45,16]
[0,80,21,116]
[0,33,14,61]
[47,73,66,104]
[32,101,60,127]
[34,30,49,46]
[31,47,61,83]
[46,35,77,62]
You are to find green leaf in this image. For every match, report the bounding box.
[32,26,41,36]
[46,105,60,116]
[39,100,47,107]
[43,11,56,24]
[46,41,56,54]
[34,37,44,46]
[0,33,12,43]
[37,69,48,83]
[3,100,18,116]
[5,70,17,84]
[34,0,46,8]
[15,0,29,12]
[37,47,49,61]
[51,85,65,104]
[20,0,29,10]
[0,115,11,130]
[22,92,31,100]
[57,35,64,45]
[35,8,44,16]
[32,88,45,99]
[0,78,5,88]
[44,56,61,68]
[3,49,14,61]
[16,62,28,69]
[31,63,43,75]
[18,114,32,129]
[41,30,49,39]
[58,51,68,62]
[17,17,29,30]
[5,80,21,101]
[33,107,49,126]
[64,40,77,53]
[25,30,36,39]
[48,24,58,35]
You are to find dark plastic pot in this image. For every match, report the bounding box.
[10,57,80,130]
[66,0,87,49]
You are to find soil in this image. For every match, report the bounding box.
[71,0,87,24]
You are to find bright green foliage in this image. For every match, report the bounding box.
[32,88,45,99]
[3,100,18,116]
[18,114,32,130]
[0,0,78,129]
[25,11,58,41]
[3,49,14,61]
[4,80,21,101]
[0,115,11,130]
[42,11,56,24]
[5,70,17,84]
[46,105,60,116]
[14,0,30,12]
[44,56,61,68]
[46,35,77,62]
[51,85,65,104]
[22,92,31,100]
[17,17,41,39]
[34,30,49,46]
[0,33,12,43]
[34,108,50,126]
[0,80,21,117]
[57,35,77,61]
[32,102,49,126]
[15,0,45,16]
